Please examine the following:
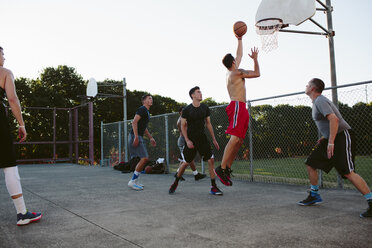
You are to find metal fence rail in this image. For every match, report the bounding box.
[102,81,372,189]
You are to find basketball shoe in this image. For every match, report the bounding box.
[297,191,323,206]
[17,211,42,226]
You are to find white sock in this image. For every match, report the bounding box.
[193,170,198,176]
[13,196,27,214]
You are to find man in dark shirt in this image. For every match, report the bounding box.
[169,86,222,195]
[128,94,156,190]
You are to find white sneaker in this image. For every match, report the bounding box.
[135,179,144,188]
[128,180,143,190]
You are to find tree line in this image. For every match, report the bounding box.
[7,65,371,163]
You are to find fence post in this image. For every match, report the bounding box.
[101,121,104,166]
[74,108,79,163]
[53,108,56,163]
[247,101,254,182]
[69,109,73,163]
[123,78,128,162]
[165,115,169,173]
[118,122,122,163]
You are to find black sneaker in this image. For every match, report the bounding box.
[297,192,323,206]
[169,182,178,194]
[360,201,372,218]
[174,173,185,181]
[194,173,206,181]
[225,167,233,186]
[214,166,231,186]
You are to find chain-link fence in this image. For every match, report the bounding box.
[101,81,372,189]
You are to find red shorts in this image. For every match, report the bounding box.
[225,101,249,139]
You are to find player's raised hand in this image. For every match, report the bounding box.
[249,47,259,60]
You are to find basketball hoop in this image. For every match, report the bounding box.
[256,19,283,53]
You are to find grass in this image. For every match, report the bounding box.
[168,156,372,188]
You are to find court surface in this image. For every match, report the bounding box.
[0,164,371,248]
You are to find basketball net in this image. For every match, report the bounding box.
[256,19,283,53]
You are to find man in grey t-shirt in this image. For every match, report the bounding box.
[298,78,371,218]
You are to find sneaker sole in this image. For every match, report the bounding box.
[17,214,42,226]
[213,169,231,186]
[210,192,223,196]
[297,201,322,206]
[128,185,143,191]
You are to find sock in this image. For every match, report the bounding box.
[363,192,372,201]
[211,179,216,187]
[193,170,198,176]
[131,171,140,180]
[310,184,319,194]
[13,196,27,214]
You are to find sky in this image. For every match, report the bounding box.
[1,0,372,104]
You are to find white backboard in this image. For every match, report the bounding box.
[87,78,98,97]
[256,0,316,26]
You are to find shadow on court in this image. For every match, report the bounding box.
[0,164,371,248]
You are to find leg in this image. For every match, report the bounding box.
[208,157,215,180]
[3,167,42,225]
[297,165,322,206]
[221,135,243,169]
[135,157,149,173]
[169,162,189,194]
[306,165,318,186]
[208,157,223,195]
[344,171,371,195]
[128,157,148,190]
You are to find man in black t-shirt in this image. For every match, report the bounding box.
[169,87,222,195]
[128,94,156,191]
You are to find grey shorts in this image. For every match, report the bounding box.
[128,133,148,159]
[177,136,186,152]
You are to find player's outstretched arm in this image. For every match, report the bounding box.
[238,47,260,79]
[235,38,243,68]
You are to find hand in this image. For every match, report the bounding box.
[213,139,220,150]
[150,137,156,147]
[132,136,139,147]
[327,143,334,159]
[18,126,27,142]
[186,140,194,149]
[316,137,325,146]
[235,34,243,40]
[248,47,259,60]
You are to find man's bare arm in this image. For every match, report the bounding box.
[235,39,243,68]
[237,47,260,78]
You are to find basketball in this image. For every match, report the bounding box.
[233,21,247,38]
[145,166,152,174]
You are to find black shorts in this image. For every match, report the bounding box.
[305,129,355,176]
[181,134,213,163]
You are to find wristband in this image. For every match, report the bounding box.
[19,125,25,128]
[328,143,334,146]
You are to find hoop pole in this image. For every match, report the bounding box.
[89,101,94,165]
[326,0,342,189]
